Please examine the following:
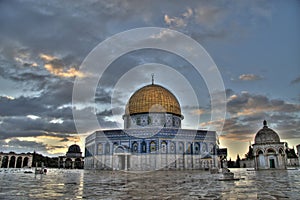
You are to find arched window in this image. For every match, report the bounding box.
[187,143,192,154]
[141,141,147,153]
[257,150,263,155]
[105,143,110,154]
[132,142,138,153]
[97,144,103,155]
[267,148,276,154]
[178,142,184,153]
[194,143,200,154]
[202,143,207,152]
[150,141,156,152]
[170,142,176,153]
[161,141,167,154]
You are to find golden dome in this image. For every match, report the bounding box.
[125,84,182,116]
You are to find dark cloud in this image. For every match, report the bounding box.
[219,118,257,142]
[214,90,300,141]
[291,75,300,84]
[0,116,76,138]
[227,92,300,115]
[0,138,48,154]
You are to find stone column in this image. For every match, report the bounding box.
[265,155,268,169]
[7,156,11,168]
[125,155,128,171]
[29,156,33,168]
[296,145,300,166]
[254,155,257,170]
[21,157,24,168]
[72,159,75,169]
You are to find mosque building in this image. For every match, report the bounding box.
[253,120,286,170]
[84,79,222,171]
[241,120,299,170]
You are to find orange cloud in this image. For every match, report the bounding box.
[39,53,57,62]
[44,64,85,78]
[220,133,254,142]
[239,74,262,81]
[190,109,206,116]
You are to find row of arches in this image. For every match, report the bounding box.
[95,141,215,155]
[253,145,286,170]
[58,157,84,169]
[254,147,285,156]
[0,155,31,168]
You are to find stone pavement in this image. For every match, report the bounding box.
[0,168,299,199]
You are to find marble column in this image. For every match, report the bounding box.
[125,155,128,171]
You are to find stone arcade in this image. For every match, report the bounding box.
[85,81,221,171]
[0,152,32,168]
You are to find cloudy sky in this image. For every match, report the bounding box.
[0,0,299,159]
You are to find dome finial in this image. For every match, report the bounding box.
[151,73,154,85]
[263,120,267,127]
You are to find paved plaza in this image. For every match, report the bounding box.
[0,168,299,199]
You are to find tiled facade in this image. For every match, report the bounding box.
[85,129,219,170]
[85,83,220,171]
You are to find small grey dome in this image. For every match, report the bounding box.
[254,120,280,144]
[67,144,81,153]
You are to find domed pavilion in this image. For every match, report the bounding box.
[58,144,84,169]
[253,120,286,170]
[84,80,221,171]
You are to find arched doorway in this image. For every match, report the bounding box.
[16,157,23,168]
[65,158,73,168]
[9,156,16,168]
[23,157,29,167]
[257,150,265,168]
[267,149,276,168]
[1,156,9,168]
[114,146,130,170]
[74,158,82,169]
